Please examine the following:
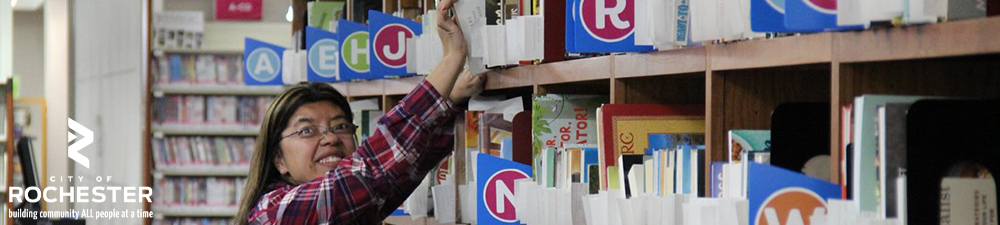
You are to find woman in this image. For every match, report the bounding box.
[233,0,483,223]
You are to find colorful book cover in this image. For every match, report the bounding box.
[748,162,842,225]
[480,113,513,157]
[599,104,704,190]
[243,38,285,86]
[582,147,599,184]
[569,0,655,53]
[853,95,930,213]
[785,0,865,31]
[531,94,607,159]
[306,27,341,83]
[337,19,371,81]
[728,130,771,163]
[308,1,345,31]
[466,111,484,151]
[477,154,533,225]
[711,162,726,197]
[368,10,421,78]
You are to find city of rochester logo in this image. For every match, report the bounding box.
[483,169,529,223]
[68,118,92,168]
[342,31,371,73]
[755,187,828,225]
[373,23,414,69]
[580,0,635,42]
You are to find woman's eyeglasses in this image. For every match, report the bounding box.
[282,123,358,140]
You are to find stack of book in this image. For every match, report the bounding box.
[152,136,255,167]
[152,54,244,85]
[153,177,247,207]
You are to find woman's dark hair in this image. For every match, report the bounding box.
[233,83,352,225]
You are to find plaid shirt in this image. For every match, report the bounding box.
[248,80,460,225]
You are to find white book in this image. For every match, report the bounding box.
[484,25,507,67]
[690,0,720,42]
[941,178,998,225]
[522,15,545,61]
[627,164,645,197]
[652,0,678,50]
[837,0,868,26]
[406,36,417,74]
[454,0,487,58]
[634,0,653,46]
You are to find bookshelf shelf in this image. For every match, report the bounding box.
[709,33,833,71]
[152,206,238,217]
[384,76,424,95]
[836,17,1000,63]
[486,66,534,90]
[153,84,286,96]
[152,124,260,136]
[613,47,707,78]
[534,55,613,85]
[348,80,386,97]
[155,165,250,177]
[153,48,244,55]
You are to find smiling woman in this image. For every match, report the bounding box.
[232,0,485,223]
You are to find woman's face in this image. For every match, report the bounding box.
[275,101,357,184]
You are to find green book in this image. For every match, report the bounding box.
[308,1,346,31]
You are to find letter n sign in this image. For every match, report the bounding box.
[477,154,533,225]
[369,10,422,79]
[244,38,286,86]
[571,0,654,53]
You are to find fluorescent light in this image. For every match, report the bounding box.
[285,5,293,22]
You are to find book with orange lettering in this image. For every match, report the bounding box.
[597,104,704,190]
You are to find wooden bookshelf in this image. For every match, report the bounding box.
[337,17,1000,198]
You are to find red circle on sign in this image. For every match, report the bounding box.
[805,0,837,14]
[755,187,828,225]
[373,24,414,69]
[580,0,635,42]
[483,169,529,223]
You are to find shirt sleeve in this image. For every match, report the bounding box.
[248,80,461,225]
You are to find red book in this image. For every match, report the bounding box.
[598,104,705,190]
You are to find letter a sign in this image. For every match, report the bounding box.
[571,0,653,53]
[244,38,286,85]
[477,154,533,225]
[369,10,421,79]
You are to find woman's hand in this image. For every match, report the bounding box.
[449,69,487,104]
[437,0,468,57]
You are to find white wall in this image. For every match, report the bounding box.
[72,0,145,224]
[44,0,71,213]
[13,11,45,99]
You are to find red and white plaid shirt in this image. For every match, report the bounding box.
[248,80,460,225]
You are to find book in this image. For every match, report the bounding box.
[617,154,645,198]
[728,130,771,163]
[748,163,842,225]
[599,104,704,190]
[480,113,513,157]
[940,178,997,225]
[152,136,255,167]
[876,103,910,219]
[466,111,484,151]
[308,1,346,31]
[154,177,247,207]
[531,94,607,161]
[152,54,244,85]
[711,162,726,198]
[853,95,931,213]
